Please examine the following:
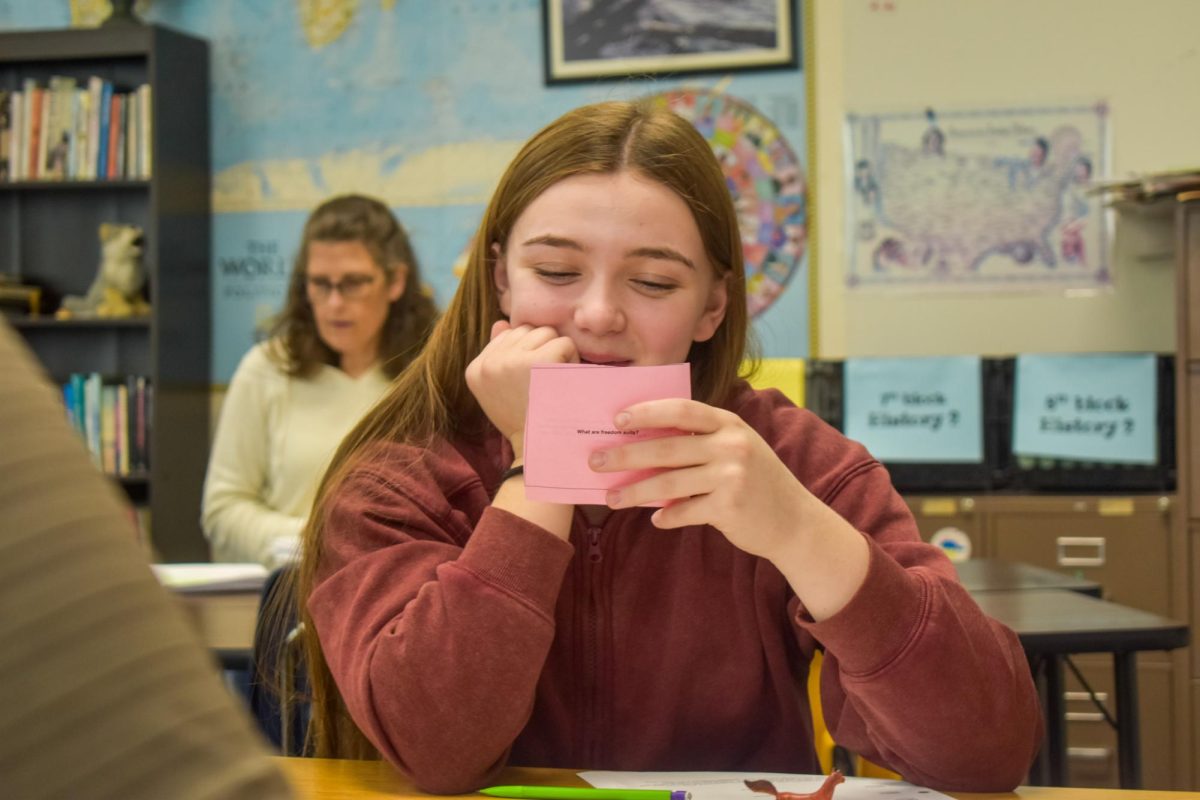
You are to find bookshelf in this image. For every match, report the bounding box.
[0,24,211,561]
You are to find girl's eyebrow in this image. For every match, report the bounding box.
[521,235,695,270]
[627,246,695,270]
[521,234,583,251]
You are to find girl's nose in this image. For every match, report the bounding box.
[574,285,625,335]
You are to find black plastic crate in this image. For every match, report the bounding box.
[804,359,1007,492]
[1003,354,1176,492]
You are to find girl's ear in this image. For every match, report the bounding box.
[491,243,511,316]
[387,263,408,302]
[691,272,729,343]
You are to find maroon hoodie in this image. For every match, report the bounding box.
[309,383,1041,794]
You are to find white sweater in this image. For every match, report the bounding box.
[202,341,391,566]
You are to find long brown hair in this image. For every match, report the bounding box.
[268,194,438,379]
[285,100,755,760]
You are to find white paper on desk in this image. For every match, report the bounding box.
[579,771,952,800]
[151,562,269,593]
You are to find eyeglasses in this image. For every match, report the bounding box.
[305,273,379,302]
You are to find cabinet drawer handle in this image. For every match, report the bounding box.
[1056,536,1106,567]
[1066,711,1106,722]
[1067,746,1112,762]
[1064,691,1109,702]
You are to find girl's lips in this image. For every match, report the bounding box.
[579,354,631,366]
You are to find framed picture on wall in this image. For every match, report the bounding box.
[542,0,799,84]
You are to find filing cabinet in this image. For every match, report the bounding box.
[903,495,987,559]
[983,495,1174,618]
[1062,656,1174,789]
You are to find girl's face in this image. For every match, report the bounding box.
[493,170,728,367]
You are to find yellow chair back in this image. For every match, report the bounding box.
[807,650,903,780]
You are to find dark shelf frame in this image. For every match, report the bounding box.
[10,315,151,328]
[1,180,151,191]
[1,23,211,561]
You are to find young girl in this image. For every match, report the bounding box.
[203,195,437,566]
[295,102,1041,793]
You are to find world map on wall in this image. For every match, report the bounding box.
[47,0,810,376]
[651,89,806,318]
[70,0,387,46]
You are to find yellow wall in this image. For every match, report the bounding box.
[813,0,1199,357]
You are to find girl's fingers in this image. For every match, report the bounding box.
[539,335,579,364]
[616,398,728,435]
[649,494,713,530]
[489,319,512,339]
[589,431,711,472]
[517,325,560,349]
[496,324,568,354]
[606,463,715,510]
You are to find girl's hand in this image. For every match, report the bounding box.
[465,321,577,456]
[593,398,872,620]
[589,398,810,562]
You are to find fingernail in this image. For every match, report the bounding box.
[606,489,621,507]
[614,411,631,429]
[589,451,607,469]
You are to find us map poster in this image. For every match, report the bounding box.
[845,104,1109,291]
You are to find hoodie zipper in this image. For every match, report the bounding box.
[582,523,603,766]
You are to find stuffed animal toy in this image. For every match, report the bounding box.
[57,223,150,319]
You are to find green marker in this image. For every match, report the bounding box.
[481,786,691,800]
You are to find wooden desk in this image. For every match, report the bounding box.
[954,559,1101,598]
[173,588,259,670]
[971,590,1188,790]
[275,758,1200,800]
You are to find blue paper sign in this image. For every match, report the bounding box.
[1012,354,1157,464]
[843,357,983,463]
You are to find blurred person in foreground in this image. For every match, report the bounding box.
[0,319,294,800]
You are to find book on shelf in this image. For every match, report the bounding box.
[24,80,41,180]
[123,89,136,182]
[60,372,152,477]
[1,76,151,182]
[85,76,103,180]
[41,75,77,180]
[106,92,122,181]
[116,380,130,476]
[69,85,89,180]
[95,80,111,179]
[0,88,10,181]
[138,83,152,177]
[100,382,117,473]
[7,90,20,181]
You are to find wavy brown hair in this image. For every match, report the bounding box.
[268,194,438,379]
[274,100,757,760]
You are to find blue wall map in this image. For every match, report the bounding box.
[2,1,808,382]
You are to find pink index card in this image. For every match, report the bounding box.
[523,362,691,505]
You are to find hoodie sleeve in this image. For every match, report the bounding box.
[307,453,574,793]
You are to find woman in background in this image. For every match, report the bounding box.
[203,194,437,566]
